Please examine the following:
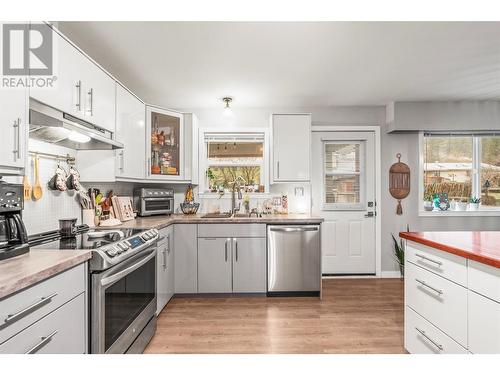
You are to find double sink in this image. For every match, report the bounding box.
[201,212,255,218]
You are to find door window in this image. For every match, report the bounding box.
[323,141,365,210]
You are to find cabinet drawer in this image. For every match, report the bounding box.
[405,306,467,354]
[405,261,467,346]
[0,263,86,344]
[0,293,86,354]
[468,290,500,354]
[468,260,500,303]
[406,242,467,286]
[198,224,266,238]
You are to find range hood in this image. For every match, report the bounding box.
[29,99,124,150]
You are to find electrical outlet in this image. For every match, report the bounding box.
[294,187,304,196]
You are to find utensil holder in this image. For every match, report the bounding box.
[82,209,96,228]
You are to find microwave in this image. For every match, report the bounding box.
[134,188,174,217]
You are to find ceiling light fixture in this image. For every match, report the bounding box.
[68,130,91,143]
[222,97,233,117]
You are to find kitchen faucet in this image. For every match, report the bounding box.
[230,176,245,215]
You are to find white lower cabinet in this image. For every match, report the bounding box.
[0,263,87,354]
[405,307,467,354]
[198,236,266,294]
[198,238,233,293]
[0,293,86,354]
[405,239,500,354]
[232,238,266,293]
[468,290,500,354]
[405,261,467,347]
[157,225,174,314]
[174,224,198,294]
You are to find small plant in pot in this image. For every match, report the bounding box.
[468,197,481,211]
[392,225,409,278]
[423,192,434,211]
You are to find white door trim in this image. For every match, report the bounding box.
[312,125,382,278]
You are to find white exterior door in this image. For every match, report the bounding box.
[311,131,376,275]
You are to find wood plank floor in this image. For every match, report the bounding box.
[144,278,405,354]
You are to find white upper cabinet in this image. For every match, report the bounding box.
[115,85,146,180]
[146,106,185,181]
[271,113,311,182]
[30,23,116,132]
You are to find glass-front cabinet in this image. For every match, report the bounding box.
[146,106,184,180]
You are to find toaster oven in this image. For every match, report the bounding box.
[134,188,174,217]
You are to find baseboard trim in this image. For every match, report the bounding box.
[381,271,402,278]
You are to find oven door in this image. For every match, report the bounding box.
[141,197,173,215]
[91,247,157,354]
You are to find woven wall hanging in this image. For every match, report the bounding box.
[389,153,410,215]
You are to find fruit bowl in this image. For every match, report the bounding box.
[180,202,200,215]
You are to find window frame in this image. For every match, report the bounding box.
[322,140,366,211]
[198,127,270,197]
[418,131,500,216]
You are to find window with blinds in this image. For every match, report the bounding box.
[323,141,365,210]
[204,132,265,193]
[423,132,500,209]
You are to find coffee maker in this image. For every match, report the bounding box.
[0,179,29,260]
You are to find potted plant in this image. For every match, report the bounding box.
[391,233,406,278]
[423,192,434,211]
[206,168,217,192]
[468,197,481,211]
[456,199,468,211]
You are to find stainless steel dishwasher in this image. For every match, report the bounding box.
[267,225,321,297]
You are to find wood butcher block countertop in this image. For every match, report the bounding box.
[0,250,91,299]
[112,213,323,230]
[400,231,500,268]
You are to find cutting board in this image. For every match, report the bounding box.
[112,196,135,222]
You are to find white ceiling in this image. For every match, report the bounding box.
[58,22,500,109]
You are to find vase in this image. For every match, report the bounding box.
[423,201,433,211]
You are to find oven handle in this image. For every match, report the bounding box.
[142,197,173,201]
[100,248,156,288]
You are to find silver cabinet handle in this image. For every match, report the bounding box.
[415,327,443,351]
[415,278,443,295]
[270,227,318,232]
[87,88,94,116]
[119,150,125,171]
[224,238,229,262]
[415,253,442,266]
[25,330,58,354]
[162,247,167,269]
[147,157,151,176]
[12,119,20,160]
[167,234,170,253]
[277,161,280,179]
[75,80,82,111]
[234,238,238,262]
[3,292,58,325]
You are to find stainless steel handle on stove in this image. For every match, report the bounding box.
[100,248,156,287]
[25,330,58,354]
[270,227,318,232]
[415,253,442,266]
[415,278,443,295]
[3,292,58,326]
[234,238,238,262]
[415,327,443,351]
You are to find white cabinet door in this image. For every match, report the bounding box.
[115,85,146,179]
[174,224,198,293]
[197,238,232,293]
[30,24,86,119]
[232,238,266,293]
[0,86,26,172]
[156,240,169,315]
[468,290,500,354]
[82,60,116,132]
[271,114,311,182]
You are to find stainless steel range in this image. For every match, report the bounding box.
[30,226,159,354]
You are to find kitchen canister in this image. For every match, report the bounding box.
[82,209,96,228]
